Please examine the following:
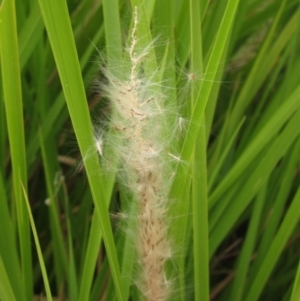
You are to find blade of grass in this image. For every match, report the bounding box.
[119,197,138,301]
[19,1,43,70]
[39,130,69,291]
[78,213,102,301]
[36,0,124,299]
[152,0,176,112]
[79,25,119,300]
[192,124,209,301]
[249,137,300,279]
[0,173,23,301]
[184,0,240,159]
[210,83,300,206]
[62,183,79,301]
[170,0,240,202]
[189,1,209,301]
[210,108,300,256]
[169,2,240,294]
[208,117,245,191]
[90,258,110,301]
[0,74,6,167]
[245,186,300,301]
[202,0,229,56]
[0,257,17,301]
[102,0,122,65]
[229,185,266,301]
[175,0,190,68]
[26,23,104,171]
[226,0,292,138]
[0,1,32,300]
[21,184,53,301]
[290,259,300,301]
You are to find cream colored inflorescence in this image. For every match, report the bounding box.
[96,7,173,301]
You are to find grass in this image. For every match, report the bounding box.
[1,0,300,300]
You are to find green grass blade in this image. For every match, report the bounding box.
[102,0,122,64]
[189,1,209,300]
[21,184,53,301]
[0,76,6,167]
[170,0,240,199]
[36,0,124,299]
[119,199,138,301]
[170,1,240,293]
[290,260,300,301]
[0,257,17,301]
[210,83,300,206]
[226,0,290,137]
[245,186,300,301]
[78,213,102,301]
[26,24,103,170]
[193,125,209,301]
[210,108,300,256]
[39,130,69,291]
[250,138,300,279]
[19,1,43,70]
[0,173,23,301]
[64,190,79,301]
[208,117,245,191]
[0,1,32,300]
[229,186,266,301]
[182,0,240,159]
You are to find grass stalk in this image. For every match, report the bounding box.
[189,0,209,300]
[0,1,32,300]
[36,0,124,299]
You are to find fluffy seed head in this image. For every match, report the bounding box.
[93,7,180,301]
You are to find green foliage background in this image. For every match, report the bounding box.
[1,0,300,300]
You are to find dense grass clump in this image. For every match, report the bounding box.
[1,0,300,301]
